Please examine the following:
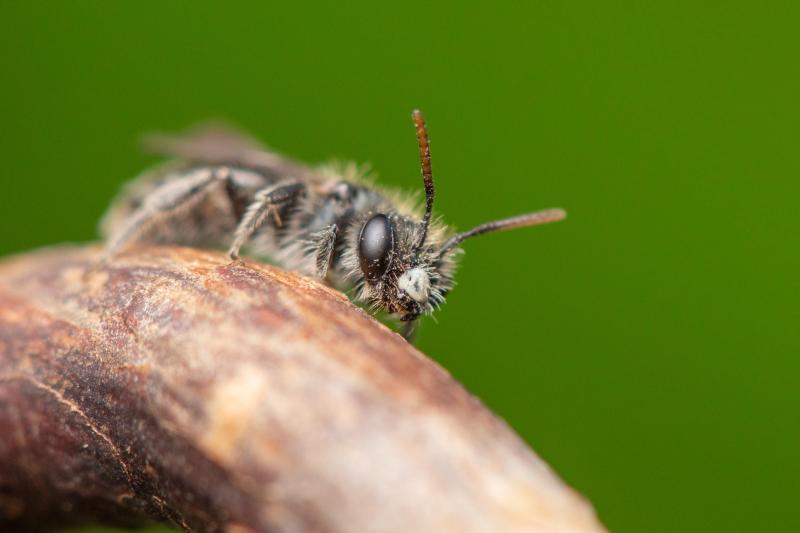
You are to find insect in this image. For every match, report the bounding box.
[101,111,566,339]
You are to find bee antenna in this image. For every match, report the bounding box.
[439,208,567,255]
[412,110,435,251]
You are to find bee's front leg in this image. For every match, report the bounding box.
[306,224,338,280]
[400,320,419,343]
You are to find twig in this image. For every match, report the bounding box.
[0,245,606,533]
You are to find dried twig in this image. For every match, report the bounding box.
[0,245,606,532]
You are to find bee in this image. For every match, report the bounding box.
[101,111,566,339]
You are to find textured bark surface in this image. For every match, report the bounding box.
[0,245,606,533]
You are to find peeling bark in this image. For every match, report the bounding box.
[0,245,606,533]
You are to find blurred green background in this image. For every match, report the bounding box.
[2,2,798,532]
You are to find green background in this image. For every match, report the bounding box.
[2,2,798,532]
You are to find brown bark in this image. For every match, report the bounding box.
[0,245,606,533]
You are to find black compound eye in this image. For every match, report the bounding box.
[358,214,395,281]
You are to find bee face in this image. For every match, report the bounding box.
[352,212,456,321]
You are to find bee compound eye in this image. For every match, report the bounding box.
[358,214,395,281]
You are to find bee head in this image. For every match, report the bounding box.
[354,211,457,321]
[346,110,566,323]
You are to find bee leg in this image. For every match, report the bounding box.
[308,224,338,279]
[228,182,305,259]
[102,166,233,262]
[400,320,419,343]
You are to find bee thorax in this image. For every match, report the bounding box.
[397,268,431,304]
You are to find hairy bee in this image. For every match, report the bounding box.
[101,111,565,339]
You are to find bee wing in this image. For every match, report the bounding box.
[142,122,320,183]
[143,122,267,162]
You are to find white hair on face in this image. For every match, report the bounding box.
[397,267,431,304]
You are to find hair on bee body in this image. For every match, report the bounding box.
[100,111,566,341]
